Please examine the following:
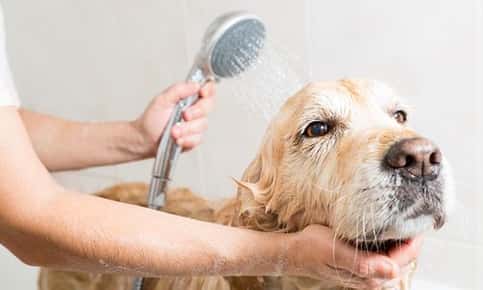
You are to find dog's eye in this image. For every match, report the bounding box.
[393,110,407,124]
[304,121,330,137]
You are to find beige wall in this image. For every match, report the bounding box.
[1,0,481,289]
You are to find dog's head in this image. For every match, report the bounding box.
[235,79,454,250]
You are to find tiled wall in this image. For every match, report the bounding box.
[1,0,481,289]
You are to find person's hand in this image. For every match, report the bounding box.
[133,81,215,155]
[285,225,423,289]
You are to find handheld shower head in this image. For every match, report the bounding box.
[194,11,266,79]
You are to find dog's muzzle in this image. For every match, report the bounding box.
[384,137,446,229]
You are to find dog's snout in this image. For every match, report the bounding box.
[385,137,442,179]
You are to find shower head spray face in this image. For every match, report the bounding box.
[194,11,266,80]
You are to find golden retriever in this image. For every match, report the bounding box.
[38,79,454,290]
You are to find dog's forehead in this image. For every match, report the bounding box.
[298,80,401,111]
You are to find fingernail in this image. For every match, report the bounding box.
[177,138,184,146]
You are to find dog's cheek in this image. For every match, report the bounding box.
[330,142,367,191]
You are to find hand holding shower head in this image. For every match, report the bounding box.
[148,11,266,209]
[132,12,266,290]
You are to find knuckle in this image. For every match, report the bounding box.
[173,82,195,95]
[172,83,187,93]
[166,82,183,92]
[175,81,187,88]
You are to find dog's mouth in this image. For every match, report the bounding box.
[345,184,445,254]
[387,178,447,231]
[349,238,414,254]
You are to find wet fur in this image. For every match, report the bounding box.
[38,80,452,290]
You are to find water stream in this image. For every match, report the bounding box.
[221,40,307,121]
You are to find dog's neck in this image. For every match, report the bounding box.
[229,189,333,236]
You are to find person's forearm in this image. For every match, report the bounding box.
[1,188,288,277]
[1,107,285,277]
[19,109,151,171]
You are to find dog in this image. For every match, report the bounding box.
[39,79,454,290]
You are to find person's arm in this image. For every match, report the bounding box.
[19,82,214,171]
[0,107,421,287]
[0,107,278,276]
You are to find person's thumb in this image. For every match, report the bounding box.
[163,82,200,104]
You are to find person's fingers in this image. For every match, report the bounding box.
[162,82,200,104]
[171,119,208,139]
[333,276,369,289]
[328,240,399,280]
[325,265,382,289]
[183,81,215,120]
[200,81,216,98]
[324,266,365,289]
[176,134,202,150]
[367,277,400,290]
[388,236,423,267]
[183,95,215,121]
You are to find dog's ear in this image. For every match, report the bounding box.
[229,124,288,232]
[240,127,284,206]
[235,96,300,209]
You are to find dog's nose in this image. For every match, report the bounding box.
[385,137,442,179]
